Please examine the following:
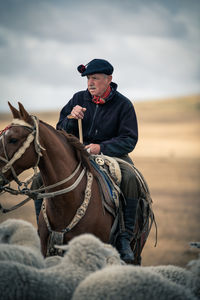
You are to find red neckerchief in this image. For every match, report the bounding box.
[92,85,111,104]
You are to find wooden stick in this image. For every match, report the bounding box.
[67,114,83,143]
[78,119,83,143]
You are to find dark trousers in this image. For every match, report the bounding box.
[117,155,140,201]
[117,155,140,235]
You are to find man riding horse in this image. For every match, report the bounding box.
[55,58,139,264]
[33,58,139,263]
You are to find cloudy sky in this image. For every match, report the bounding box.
[0,0,199,112]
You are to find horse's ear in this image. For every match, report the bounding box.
[8,101,21,119]
[18,102,32,123]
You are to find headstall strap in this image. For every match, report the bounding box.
[0,116,46,183]
[0,116,45,212]
[1,133,35,174]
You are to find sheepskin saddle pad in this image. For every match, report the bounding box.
[90,154,122,217]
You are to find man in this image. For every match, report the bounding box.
[57,58,139,263]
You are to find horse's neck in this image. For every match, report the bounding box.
[38,123,78,186]
[38,124,85,227]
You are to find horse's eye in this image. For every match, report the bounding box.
[9,138,18,144]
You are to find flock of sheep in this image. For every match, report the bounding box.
[0,218,199,300]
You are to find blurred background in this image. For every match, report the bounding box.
[0,0,200,267]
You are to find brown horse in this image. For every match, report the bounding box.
[0,102,154,263]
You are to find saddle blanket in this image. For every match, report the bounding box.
[89,154,122,217]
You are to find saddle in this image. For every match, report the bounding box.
[90,154,122,217]
[90,154,155,246]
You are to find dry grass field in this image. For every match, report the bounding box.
[0,94,200,267]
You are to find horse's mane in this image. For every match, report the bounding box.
[40,120,91,170]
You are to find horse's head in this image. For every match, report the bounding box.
[0,102,42,187]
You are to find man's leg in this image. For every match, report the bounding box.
[116,161,140,263]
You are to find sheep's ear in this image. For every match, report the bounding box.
[18,102,32,123]
[103,246,116,257]
[190,242,200,249]
[8,101,20,119]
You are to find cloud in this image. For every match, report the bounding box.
[0,0,199,112]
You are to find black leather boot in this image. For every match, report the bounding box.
[116,198,138,264]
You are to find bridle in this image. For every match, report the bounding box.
[0,116,44,187]
[0,116,89,213]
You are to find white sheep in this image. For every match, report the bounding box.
[72,242,200,300]
[0,218,45,268]
[149,242,200,298]
[44,235,124,268]
[187,242,200,278]
[146,264,200,299]
[0,244,45,269]
[55,236,123,267]
[0,233,122,300]
[0,218,40,249]
[187,255,200,278]
[0,261,69,300]
[72,265,198,300]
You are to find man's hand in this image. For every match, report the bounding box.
[71,105,86,119]
[85,144,100,155]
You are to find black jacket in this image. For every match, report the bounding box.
[57,82,138,157]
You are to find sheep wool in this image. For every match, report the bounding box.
[0,233,122,300]
[72,265,197,300]
[0,244,45,268]
[0,218,41,250]
[0,218,45,268]
[0,261,69,300]
[147,264,200,299]
[44,255,63,268]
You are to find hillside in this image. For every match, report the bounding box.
[132,94,200,266]
[134,94,200,158]
[134,94,200,123]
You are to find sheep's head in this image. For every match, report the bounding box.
[187,242,200,277]
[55,234,122,271]
[0,219,41,250]
[190,242,200,249]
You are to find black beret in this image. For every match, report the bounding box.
[77,59,114,77]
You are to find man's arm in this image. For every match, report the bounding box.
[100,103,138,157]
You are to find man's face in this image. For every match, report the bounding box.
[87,74,112,97]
